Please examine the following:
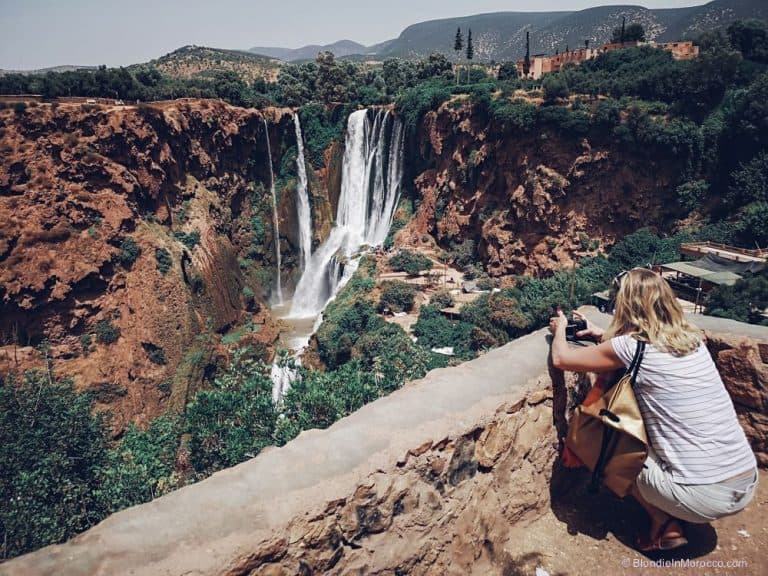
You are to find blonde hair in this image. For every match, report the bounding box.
[605,268,702,356]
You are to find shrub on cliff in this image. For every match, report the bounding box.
[490,98,536,132]
[389,249,433,276]
[378,281,416,313]
[95,319,120,344]
[394,79,451,139]
[0,372,111,558]
[118,237,141,266]
[298,103,351,169]
[155,247,173,275]
[99,415,181,511]
[173,230,201,250]
[185,350,277,475]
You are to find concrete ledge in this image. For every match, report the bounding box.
[4,311,766,575]
[3,326,560,576]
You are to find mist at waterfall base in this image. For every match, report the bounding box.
[270,108,405,402]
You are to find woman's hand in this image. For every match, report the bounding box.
[572,310,605,342]
[549,310,568,335]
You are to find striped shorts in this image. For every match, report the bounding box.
[636,448,759,524]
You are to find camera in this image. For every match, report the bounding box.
[565,315,588,341]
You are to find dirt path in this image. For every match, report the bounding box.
[501,469,766,575]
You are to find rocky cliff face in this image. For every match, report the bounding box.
[0,100,334,431]
[399,98,685,277]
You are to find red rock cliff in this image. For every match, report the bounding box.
[0,100,307,431]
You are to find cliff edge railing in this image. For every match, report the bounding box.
[2,308,766,575]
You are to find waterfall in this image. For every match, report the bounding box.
[289,108,405,319]
[294,114,312,271]
[264,118,283,304]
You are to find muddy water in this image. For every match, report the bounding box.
[271,301,317,353]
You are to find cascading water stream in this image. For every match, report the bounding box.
[289,108,405,319]
[271,108,404,401]
[293,114,312,272]
[269,114,314,401]
[264,118,283,305]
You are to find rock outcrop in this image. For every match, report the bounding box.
[399,98,685,277]
[0,100,334,430]
[3,311,765,576]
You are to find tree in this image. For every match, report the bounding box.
[185,350,277,475]
[611,21,645,44]
[416,52,453,81]
[542,74,570,102]
[453,28,463,85]
[389,249,434,276]
[706,270,768,324]
[315,51,354,104]
[727,19,768,63]
[497,61,519,81]
[0,373,111,558]
[523,31,531,78]
[465,29,474,84]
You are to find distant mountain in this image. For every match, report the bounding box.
[142,45,282,83]
[248,40,368,62]
[375,0,768,61]
[0,65,98,77]
[250,0,768,64]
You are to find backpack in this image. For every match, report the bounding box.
[565,340,648,497]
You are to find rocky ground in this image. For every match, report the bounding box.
[506,469,765,576]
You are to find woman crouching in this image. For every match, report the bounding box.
[549,268,758,551]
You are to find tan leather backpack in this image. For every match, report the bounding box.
[565,341,648,497]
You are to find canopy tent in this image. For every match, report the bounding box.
[689,253,765,275]
[661,262,742,286]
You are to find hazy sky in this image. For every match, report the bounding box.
[1,0,709,69]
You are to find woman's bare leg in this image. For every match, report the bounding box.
[629,482,683,538]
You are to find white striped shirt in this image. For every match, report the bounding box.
[611,334,756,485]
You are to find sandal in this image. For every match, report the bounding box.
[637,516,688,552]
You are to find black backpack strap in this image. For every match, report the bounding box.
[589,426,614,493]
[628,340,646,388]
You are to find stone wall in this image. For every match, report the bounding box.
[2,311,765,576]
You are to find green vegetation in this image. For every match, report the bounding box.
[0,372,181,559]
[146,346,167,365]
[99,415,181,510]
[706,271,768,324]
[118,237,141,266]
[394,79,452,139]
[297,103,350,168]
[430,288,455,309]
[610,21,646,44]
[384,197,414,249]
[79,333,92,355]
[0,373,110,559]
[95,319,120,344]
[155,247,173,275]
[185,350,276,475]
[542,74,570,102]
[378,281,417,313]
[173,230,201,250]
[389,249,433,276]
